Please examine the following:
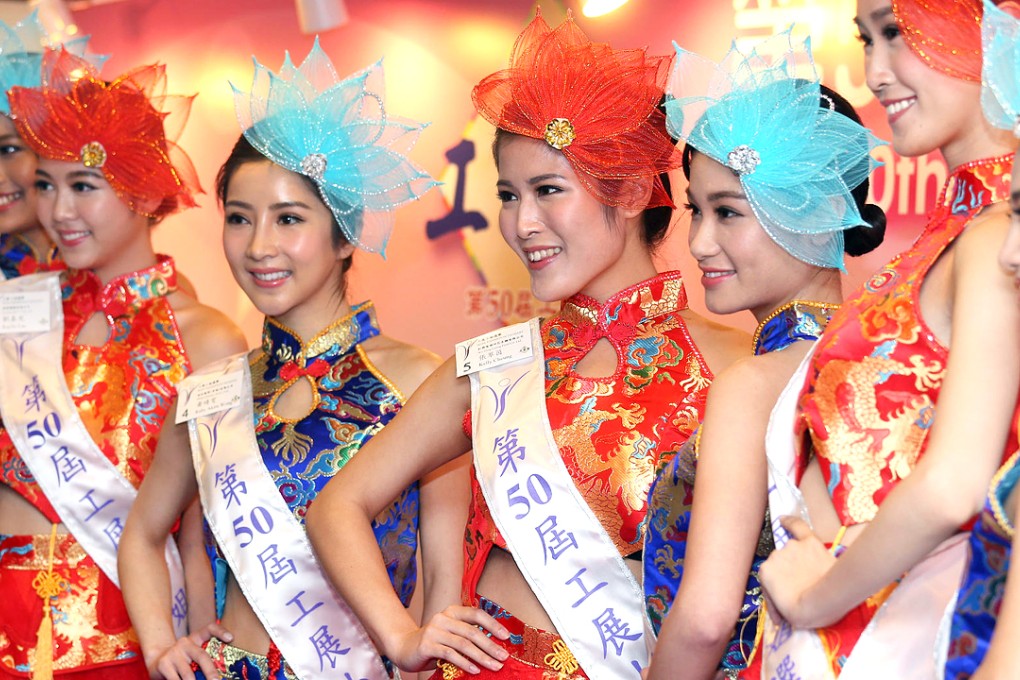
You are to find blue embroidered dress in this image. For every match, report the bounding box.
[0,232,59,279]
[643,301,836,675]
[204,302,419,677]
[944,449,1019,677]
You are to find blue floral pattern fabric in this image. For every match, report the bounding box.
[944,449,1019,678]
[209,301,419,617]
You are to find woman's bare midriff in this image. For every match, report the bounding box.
[220,573,273,654]
[799,458,866,548]
[0,484,62,534]
[476,545,643,633]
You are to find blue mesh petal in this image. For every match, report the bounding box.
[666,29,884,271]
[0,10,106,115]
[232,38,438,255]
[981,0,1020,134]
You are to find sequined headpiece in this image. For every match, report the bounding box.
[472,9,681,211]
[667,31,883,270]
[0,11,105,116]
[8,48,201,219]
[894,0,982,81]
[981,0,1020,135]
[232,38,437,255]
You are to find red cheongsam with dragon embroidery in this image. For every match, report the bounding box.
[0,256,189,678]
[455,272,713,678]
[788,154,1020,676]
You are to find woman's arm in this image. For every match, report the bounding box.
[120,302,246,678]
[761,213,1020,628]
[306,358,509,673]
[646,358,781,679]
[177,496,216,633]
[120,408,226,679]
[361,337,471,623]
[419,453,471,623]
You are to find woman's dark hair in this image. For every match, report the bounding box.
[215,134,354,289]
[492,126,674,249]
[820,85,886,257]
[680,84,886,258]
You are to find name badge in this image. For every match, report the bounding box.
[0,291,51,334]
[175,370,245,423]
[455,322,533,377]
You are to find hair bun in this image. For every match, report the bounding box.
[844,203,887,256]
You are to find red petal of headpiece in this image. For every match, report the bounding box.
[472,10,680,210]
[893,0,982,82]
[9,48,202,220]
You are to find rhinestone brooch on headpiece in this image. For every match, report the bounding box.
[300,153,328,181]
[80,141,107,168]
[726,144,760,175]
[544,117,576,150]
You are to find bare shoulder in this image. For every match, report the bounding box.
[704,343,809,423]
[360,333,443,400]
[956,203,1011,259]
[678,308,752,376]
[167,291,248,370]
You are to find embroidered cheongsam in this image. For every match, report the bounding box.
[944,447,1020,678]
[797,155,1019,526]
[787,155,1020,677]
[0,232,60,280]
[0,256,189,675]
[644,301,836,675]
[463,271,713,607]
[209,302,419,619]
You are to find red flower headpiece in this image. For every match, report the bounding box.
[472,10,681,210]
[8,48,202,219]
[894,0,982,81]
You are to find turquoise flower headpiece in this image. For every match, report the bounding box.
[0,10,105,116]
[666,30,883,271]
[981,0,1020,136]
[232,38,438,255]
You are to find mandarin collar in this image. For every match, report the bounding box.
[64,254,177,320]
[556,271,688,351]
[261,301,380,380]
[0,233,58,275]
[752,300,839,356]
[939,153,1013,216]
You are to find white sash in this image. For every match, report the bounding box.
[760,348,969,679]
[471,319,648,680]
[185,353,388,680]
[0,272,187,637]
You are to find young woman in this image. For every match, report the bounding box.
[941,2,1020,676]
[118,42,452,680]
[642,34,885,679]
[0,12,96,278]
[0,48,245,679]
[757,0,1020,676]
[305,11,748,679]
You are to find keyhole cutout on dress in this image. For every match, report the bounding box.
[72,312,112,348]
[572,337,620,379]
[272,375,317,421]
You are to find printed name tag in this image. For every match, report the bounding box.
[175,371,245,423]
[455,323,533,377]
[0,291,51,334]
